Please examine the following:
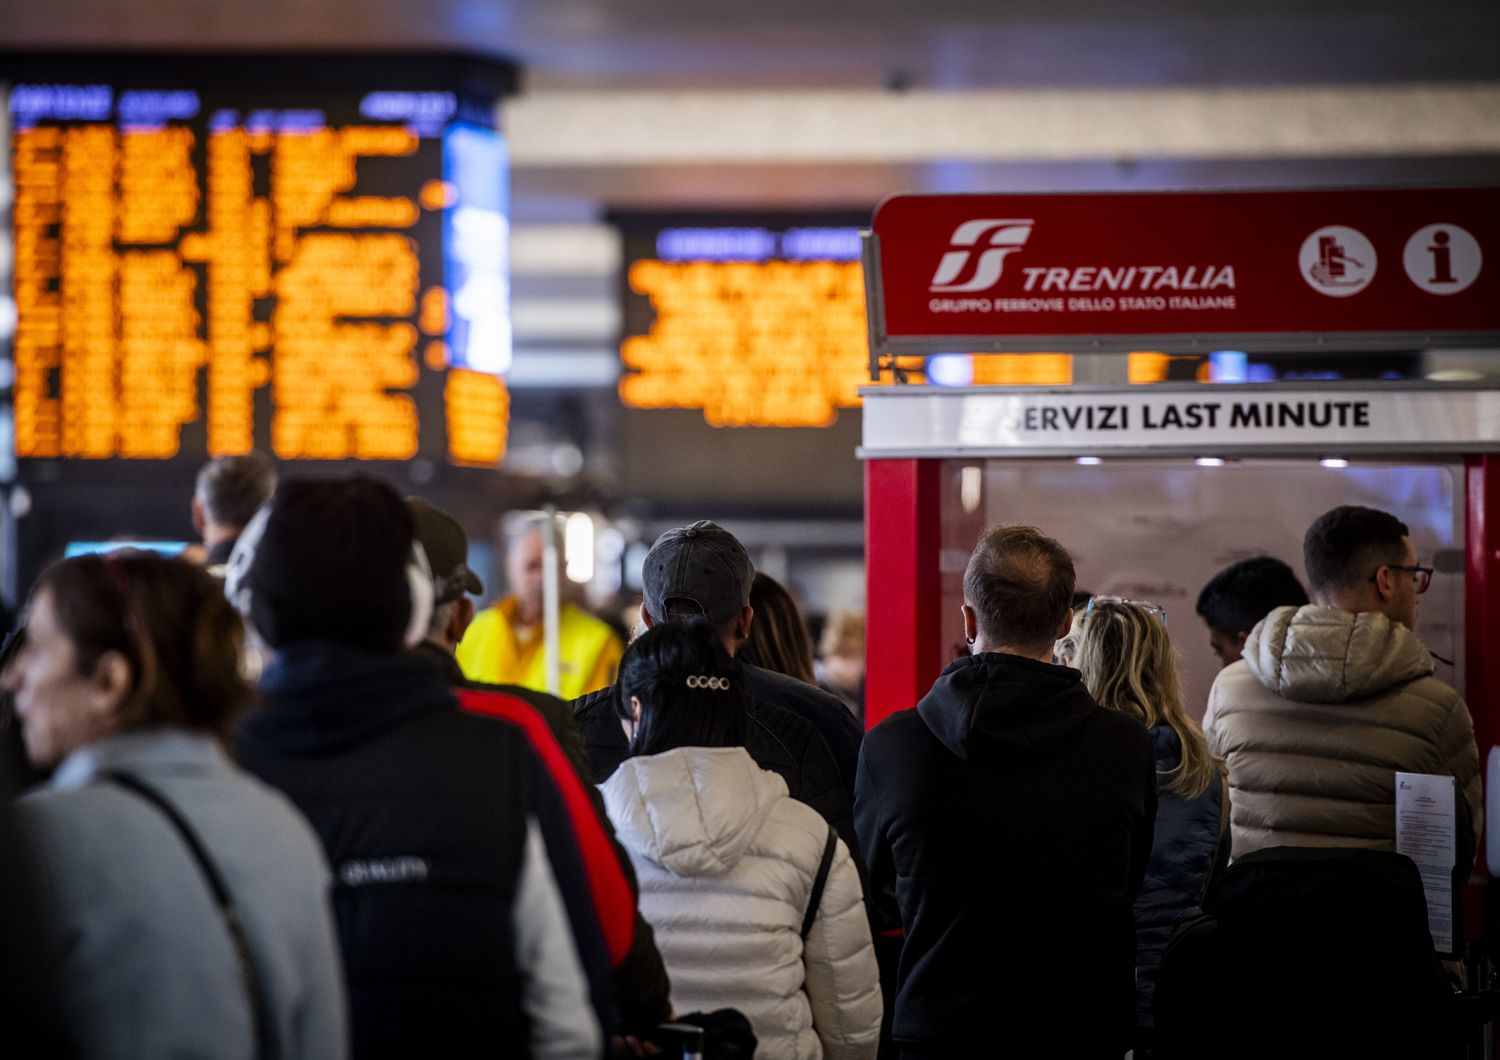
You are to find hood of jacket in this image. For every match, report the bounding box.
[916,651,1100,767]
[238,641,457,756]
[601,746,787,877]
[1243,604,1435,705]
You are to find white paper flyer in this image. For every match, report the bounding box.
[1395,772,1457,954]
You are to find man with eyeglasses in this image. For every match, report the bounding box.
[1203,505,1480,877]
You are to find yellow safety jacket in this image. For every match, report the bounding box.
[456,597,623,701]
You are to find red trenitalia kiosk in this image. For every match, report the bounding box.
[858,187,1500,936]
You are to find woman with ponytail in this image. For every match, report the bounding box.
[4,553,345,1059]
[602,621,881,1060]
[1073,599,1229,1057]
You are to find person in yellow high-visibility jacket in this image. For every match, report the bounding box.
[457,518,623,700]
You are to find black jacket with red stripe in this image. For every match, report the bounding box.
[236,643,616,1056]
[411,641,673,1036]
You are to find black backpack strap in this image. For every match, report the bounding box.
[800,824,839,941]
[105,770,273,1060]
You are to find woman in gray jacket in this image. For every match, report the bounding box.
[4,553,346,1059]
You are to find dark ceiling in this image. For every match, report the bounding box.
[1,0,1497,91]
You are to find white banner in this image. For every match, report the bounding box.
[859,385,1500,457]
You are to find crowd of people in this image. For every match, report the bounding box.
[0,452,1480,1059]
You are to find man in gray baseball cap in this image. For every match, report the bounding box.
[640,520,756,637]
[573,520,864,866]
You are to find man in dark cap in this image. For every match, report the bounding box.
[405,497,672,1041]
[230,476,612,1060]
[573,520,862,863]
[406,498,597,780]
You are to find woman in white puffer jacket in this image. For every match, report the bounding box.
[601,621,881,1060]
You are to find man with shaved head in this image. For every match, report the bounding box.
[856,524,1155,1057]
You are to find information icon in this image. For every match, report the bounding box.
[1403,224,1482,295]
[1299,226,1377,297]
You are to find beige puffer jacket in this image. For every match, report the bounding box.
[602,746,881,1060]
[1203,605,1481,865]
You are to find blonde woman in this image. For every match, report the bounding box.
[1073,599,1229,1055]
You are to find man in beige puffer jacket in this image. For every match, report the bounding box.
[1203,505,1481,872]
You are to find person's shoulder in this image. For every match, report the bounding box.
[745,664,844,711]
[412,699,537,756]
[572,683,621,720]
[15,782,112,828]
[745,665,862,744]
[462,681,570,723]
[746,695,822,742]
[760,790,834,854]
[1085,704,1156,755]
[861,707,931,755]
[1388,672,1469,725]
[1207,658,1281,713]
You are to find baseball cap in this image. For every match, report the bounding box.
[406,498,484,604]
[642,520,753,626]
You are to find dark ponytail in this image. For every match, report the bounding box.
[618,621,748,758]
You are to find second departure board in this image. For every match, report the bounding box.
[3,54,514,467]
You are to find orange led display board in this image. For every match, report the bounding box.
[616,215,1071,428]
[4,55,514,468]
[617,215,887,429]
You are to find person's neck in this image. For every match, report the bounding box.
[1313,591,1378,618]
[974,641,1054,663]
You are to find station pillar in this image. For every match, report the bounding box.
[864,458,944,730]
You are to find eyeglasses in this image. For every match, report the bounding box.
[1369,564,1433,594]
[1083,595,1168,626]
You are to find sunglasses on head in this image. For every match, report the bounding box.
[1083,595,1168,626]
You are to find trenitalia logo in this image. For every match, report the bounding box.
[928,219,1035,293]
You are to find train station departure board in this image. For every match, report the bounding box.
[3,54,515,467]
[616,212,875,429]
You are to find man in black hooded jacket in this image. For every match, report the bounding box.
[855,525,1155,1058]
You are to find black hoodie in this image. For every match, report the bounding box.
[855,651,1156,1057]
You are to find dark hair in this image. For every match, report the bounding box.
[745,573,815,684]
[1303,505,1410,595]
[963,525,1076,649]
[663,598,739,641]
[247,476,416,653]
[618,621,748,758]
[35,554,250,737]
[1195,556,1310,636]
[195,451,277,529]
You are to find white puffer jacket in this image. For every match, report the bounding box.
[602,747,881,1060]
